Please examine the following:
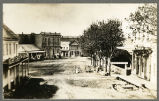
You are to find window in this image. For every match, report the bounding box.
[14,43,15,54]
[15,44,18,55]
[9,43,11,55]
[6,44,8,55]
[48,38,50,46]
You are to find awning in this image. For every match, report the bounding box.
[28,51,46,53]
[117,46,134,53]
[18,44,45,53]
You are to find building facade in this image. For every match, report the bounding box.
[3,24,29,91]
[61,41,70,57]
[131,33,157,85]
[61,36,81,57]
[122,32,157,90]
[41,32,61,59]
[69,40,81,57]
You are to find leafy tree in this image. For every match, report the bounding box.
[99,20,125,75]
[126,4,157,36]
[80,19,125,75]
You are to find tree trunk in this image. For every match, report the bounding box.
[91,55,93,66]
[107,57,111,76]
[100,58,102,67]
[104,57,108,73]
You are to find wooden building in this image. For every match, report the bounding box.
[61,41,70,57]
[3,24,29,91]
[131,34,157,86]
[69,40,81,57]
[61,36,82,57]
[119,33,157,90]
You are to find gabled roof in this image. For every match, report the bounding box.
[69,40,79,46]
[3,24,19,41]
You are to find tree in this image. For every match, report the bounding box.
[80,19,125,75]
[80,23,100,67]
[99,20,125,75]
[126,4,157,36]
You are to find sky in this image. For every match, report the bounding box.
[3,3,144,36]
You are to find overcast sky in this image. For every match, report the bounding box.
[3,4,143,36]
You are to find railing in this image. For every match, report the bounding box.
[7,53,28,66]
[111,62,128,69]
[3,53,29,91]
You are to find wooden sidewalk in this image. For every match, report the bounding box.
[115,75,157,90]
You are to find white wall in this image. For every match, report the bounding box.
[3,40,18,61]
[61,41,70,51]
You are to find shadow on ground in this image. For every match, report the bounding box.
[30,64,65,76]
[4,78,59,99]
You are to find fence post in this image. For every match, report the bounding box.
[125,64,127,75]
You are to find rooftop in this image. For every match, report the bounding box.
[18,44,44,53]
[3,24,19,41]
[40,32,61,36]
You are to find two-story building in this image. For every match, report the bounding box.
[61,41,70,57]
[118,32,157,90]
[61,36,81,57]
[41,32,61,59]
[131,33,157,87]
[3,24,29,91]
[69,40,81,57]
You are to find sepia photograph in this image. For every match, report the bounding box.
[2,3,157,99]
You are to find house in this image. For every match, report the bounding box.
[61,41,70,57]
[3,24,29,91]
[69,40,81,57]
[61,36,82,57]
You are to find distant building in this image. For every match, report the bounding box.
[18,33,82,59]
[69,40,81,57]
[18,44,45,61]
[61,41,70,57]
[61,36,81,57]
[41,32,61,59]
[34,34,43,49]
[18,33,35,44]
[3,24,29,91]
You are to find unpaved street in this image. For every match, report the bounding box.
[6,57,155,99]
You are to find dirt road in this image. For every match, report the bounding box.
[6,57,156,99]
